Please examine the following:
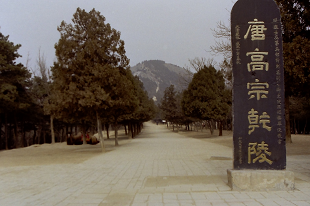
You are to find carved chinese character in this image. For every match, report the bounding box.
[246,48,269,72]
[248,109,259,134]
[259,112,271,131]
[248,143,257,163]
[236,42,241,49]
[248,141,273,165]
[235,25,241,40]
[248,109,271,134]
[244,19,267,41]
[247,79,269,100]
[275,40,279,46]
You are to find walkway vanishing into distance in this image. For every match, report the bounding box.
[0,122,310,206]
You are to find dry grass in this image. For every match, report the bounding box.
[176,127,310,156]
[0,130,131,167]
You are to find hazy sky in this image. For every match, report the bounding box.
[1,0,235,72]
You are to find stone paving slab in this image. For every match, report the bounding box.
[0,122,310,205]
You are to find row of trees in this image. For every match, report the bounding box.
[0,8,156,151]
[160,61,232,136]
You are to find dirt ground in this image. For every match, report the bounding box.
[0,130,131,167]
[0,126,309,168]
[178,128,310,156]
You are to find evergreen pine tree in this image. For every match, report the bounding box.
[0,32,32,149]
[182,65,230,135]
[46,8,137,148]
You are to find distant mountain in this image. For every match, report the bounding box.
[130,60,189,103]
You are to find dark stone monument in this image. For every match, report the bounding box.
[228,0,294,191]
[231,0,286,170]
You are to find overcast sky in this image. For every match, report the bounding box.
[1,0,235,72]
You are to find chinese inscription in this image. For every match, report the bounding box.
[246,49,269,72]
[248,109,271,135]
[235,25,242,65]
[273,18,284,145]
[244,19,267,41]
[247,79,269,100]
[248,141,273,165]
[231,0,286,170]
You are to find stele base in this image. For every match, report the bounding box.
[227,169,295,191]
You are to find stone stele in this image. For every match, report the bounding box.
[227,169,295,191]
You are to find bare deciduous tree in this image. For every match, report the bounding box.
[36,48,49,82]
[178,57,216,89]
[210,21,232,59]
[210,21,233,87]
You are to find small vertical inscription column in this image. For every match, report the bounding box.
[231,0,286,170]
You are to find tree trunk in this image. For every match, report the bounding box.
[285,96,292,143]
[37,124,42,144]
[137,123,140,134]
[114,123,119,146]
[43,130,46,144]
[298,120,300,134]
[304,119,307,135]
[0,115,1,148]
[131,122,134,139]
[131,123,134,138]
[139,123,142,134]
[124,124,128,135]
[51,115,55,144]
[22,119,26,147]
[61,127,64,142]
[293,117,296,134]
[105,124,110,139]
[33,126,37,145]
[81,120,87,145]
[219,120,223,136]
[134,123,138,137]
[128,122,132,139]
[5,113,8,150]
[12,123,16,149]
[13,113,18,148]
[96,111,105,152]
[64,124,69,142]
[209,120,214,135]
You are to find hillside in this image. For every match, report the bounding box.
[130,60,190,103]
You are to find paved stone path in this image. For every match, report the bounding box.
[1,122,310,206]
